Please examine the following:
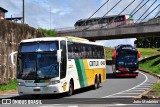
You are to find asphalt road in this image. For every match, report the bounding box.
[0,65,159,106]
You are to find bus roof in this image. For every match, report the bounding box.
[20,36,103,46]
[20,37,66,43]
[115,44,137,52]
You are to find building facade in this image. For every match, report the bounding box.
[0,7,8,19]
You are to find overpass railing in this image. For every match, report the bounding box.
[56,18,160,32]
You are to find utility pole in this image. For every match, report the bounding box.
[22,0,25,24]
[50,7,51,30]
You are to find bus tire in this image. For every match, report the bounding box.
[94,76,100,89]
[68,81,74,96]
[113,72,116,77]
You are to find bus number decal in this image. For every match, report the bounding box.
[89,61,99,66]
[100,61,105,65]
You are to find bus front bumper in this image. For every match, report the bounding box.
[114,70,139,77]
[18,84,63,95]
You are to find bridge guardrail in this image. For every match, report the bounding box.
[56,18,160,32]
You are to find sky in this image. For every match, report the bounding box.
[0,0,159,47]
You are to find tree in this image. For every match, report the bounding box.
[38,28,57,37]
[135,37,160,48]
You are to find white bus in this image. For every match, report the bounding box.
[10,36,106,96]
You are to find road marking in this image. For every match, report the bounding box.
[68,106,78,107]
[130,90,146,91]
[119,93,140,94]
[108,96,135,98]
[142,84,154,86]
[143,83,154,85]
[134,88,148,89]
[102,71,148,98]
[137,86,151,88]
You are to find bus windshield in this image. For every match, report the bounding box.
[17,53,59,79]
[20,41,58,52]
[116,54,138,67]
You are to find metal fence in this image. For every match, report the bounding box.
[55,18,160,32]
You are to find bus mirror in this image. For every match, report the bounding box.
[138,51,141,58]
[112,50,116,59]
[57,50,62,63]
[10,51,18,65]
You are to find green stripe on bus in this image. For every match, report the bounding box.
[75,59,88,87]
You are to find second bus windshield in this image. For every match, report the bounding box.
[116,54,138,66]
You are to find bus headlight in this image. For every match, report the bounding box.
[49,80,60,85]
[18,82,25,86]
[116,70,121,73]
[134,70,139,73]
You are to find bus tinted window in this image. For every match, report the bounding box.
[20,42,58,52]
[67,42,104,59]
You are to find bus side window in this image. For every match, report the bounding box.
[92,46,97,59]
[68,41,73,59]
[86,46,90,59]
[99,46,104,59]
[60,41,67,79]
[82,45,86,59]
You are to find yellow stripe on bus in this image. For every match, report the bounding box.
[83,59,94,86]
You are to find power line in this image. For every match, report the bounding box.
[79,0,110,27]
[154,10,160,18]
[117,0,150,27]
[117,0,145,27]
[102,0,135,28]
[136,0,157,23]
[140,4,160,22]
[83,0,122,31]
[132,0,150,16]
[130,0,145,15]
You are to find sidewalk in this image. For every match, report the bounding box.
[0,90,18,98]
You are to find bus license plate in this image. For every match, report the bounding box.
[34,89,40,91]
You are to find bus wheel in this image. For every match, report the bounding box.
[94,76,100,89]
[68,81,74,96]
[113,72,116,77]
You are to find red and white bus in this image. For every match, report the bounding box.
[112,45,141,77]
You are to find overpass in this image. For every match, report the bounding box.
[57,18,160,41]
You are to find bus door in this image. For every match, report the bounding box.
[60,41,67,79]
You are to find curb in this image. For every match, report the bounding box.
[0,90,18,96]
[138,55,160,79]
[138,68,160,79]
[136,55,160,98]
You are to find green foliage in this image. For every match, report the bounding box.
[135,37,160,48]
[139,55,160,75]
[152,83,160,96]
[137,48,160,58]
[105,47,114,59]
[38,28,57,37]
[0,79,17,91]
[105,47,160,59]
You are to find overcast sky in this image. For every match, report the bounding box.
[0,0,159,47]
